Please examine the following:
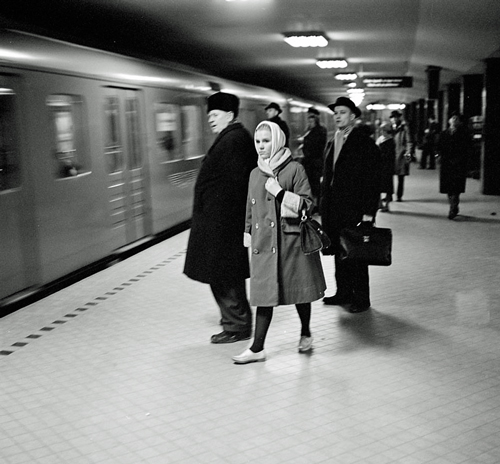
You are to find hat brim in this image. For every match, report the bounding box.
[328,103,361,118]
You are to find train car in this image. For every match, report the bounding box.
[0,29,332,313]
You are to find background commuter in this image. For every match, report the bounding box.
[298,107,327,204]
[232,121,326,364]
[265,102,290,147]
[320,97,381,313]
[184,92,256,344]
[437,112,472,219]
[419,113,440,170]
[389,110,414,202]
[376,122,396,212]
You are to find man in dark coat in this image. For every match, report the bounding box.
[320,97,381,313]
[265,102,290,147]
[301,107,327,202]
[184,92,256,343]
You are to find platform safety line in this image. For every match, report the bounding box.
[0,250,187,357]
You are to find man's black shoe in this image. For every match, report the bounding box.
[211,330,251,344]
[323,295,352,306]
[347,303,371,313]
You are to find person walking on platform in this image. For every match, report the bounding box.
[184,92,256,344]
[376,122,396,212]
[265,102,290,147]
[419,113,440,170]
[232,121,326,364]
[437,112,472,220]
[320,97,381,313]
[299,107,327,205]
[390,110,414,201]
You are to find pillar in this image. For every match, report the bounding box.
[483,58,500,195]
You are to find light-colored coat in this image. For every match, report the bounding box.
[245,159,326,307]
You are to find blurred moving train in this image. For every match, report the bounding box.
[0,29,332,314]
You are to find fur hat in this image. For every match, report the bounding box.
[207,92,239,117]
[328,97,361,118]
[308,107,320,116]
[390,110,402,118]
[265,102,282,114]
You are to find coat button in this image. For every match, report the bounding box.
[251,198,256,204]
[270,221,275,227]
[272,247,276,253]
[255,223,259,229]
[253,249,259,254]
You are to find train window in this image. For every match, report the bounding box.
[47,94,88,178]
[180,105,203,158]
[104,96,124,173]
[0,88,21,191]
[155,103,181,162]
[125,94,142,169]
[46,95,89,178]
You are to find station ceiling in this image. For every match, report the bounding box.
[1,0,500,108]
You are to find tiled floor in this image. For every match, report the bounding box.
[1,167,500,464]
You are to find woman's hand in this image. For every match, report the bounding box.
[265,177,283,197]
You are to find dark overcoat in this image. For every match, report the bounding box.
[183,122,256,284]
[378,137,396,195]
[393,123,412,176]
[437,127,472,194]
[245,160,326,307]
[320,127,382,255]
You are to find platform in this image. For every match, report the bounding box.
[1,166,500,464]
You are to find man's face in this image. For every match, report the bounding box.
[266,108,279,119]
[208,110,233,134]
[334,106,355,129]
[390,116,401,126]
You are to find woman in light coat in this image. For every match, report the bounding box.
[232,121,326,364]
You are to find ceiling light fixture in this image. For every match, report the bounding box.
[316,58,348,69]
[334,72,358,81]
[283,31,329,48]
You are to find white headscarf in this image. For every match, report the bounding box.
[255,121,292,177]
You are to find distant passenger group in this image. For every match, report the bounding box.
[184,91,473,364]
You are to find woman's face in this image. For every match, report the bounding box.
[255,128,272,160]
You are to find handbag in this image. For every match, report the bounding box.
[300,210,331,255]
[339,223,392,266]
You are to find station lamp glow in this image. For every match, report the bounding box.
[283,31,329,48]
[316,58,348,69]
[334,72,358,81]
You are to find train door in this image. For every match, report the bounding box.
[0,75,35,300]
[103,87,150,247]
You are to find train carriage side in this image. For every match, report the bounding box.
[0,29,328,310]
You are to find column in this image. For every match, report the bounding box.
[483,58,500,195]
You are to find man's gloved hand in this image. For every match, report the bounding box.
[265,177,283,197]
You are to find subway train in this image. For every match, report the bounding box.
[0,29,332,313]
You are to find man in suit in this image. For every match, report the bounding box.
[184,92,256,343]
[320,97,381,313]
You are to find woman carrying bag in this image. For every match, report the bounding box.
[232,121,326,364]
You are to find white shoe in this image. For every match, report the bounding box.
[298,336,313,353]
[232,348,266,364]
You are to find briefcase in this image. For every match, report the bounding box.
[339,224,392,266]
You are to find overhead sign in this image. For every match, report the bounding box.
[363,77,413,88]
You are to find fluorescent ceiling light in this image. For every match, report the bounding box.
[335,72,358,80]
[316,58,348,69]
[283,31,329,48]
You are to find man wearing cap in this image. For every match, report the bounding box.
[389,110,414,201]
[265,102,290,147]
[320,97,381,313]
[184,92,256,343]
